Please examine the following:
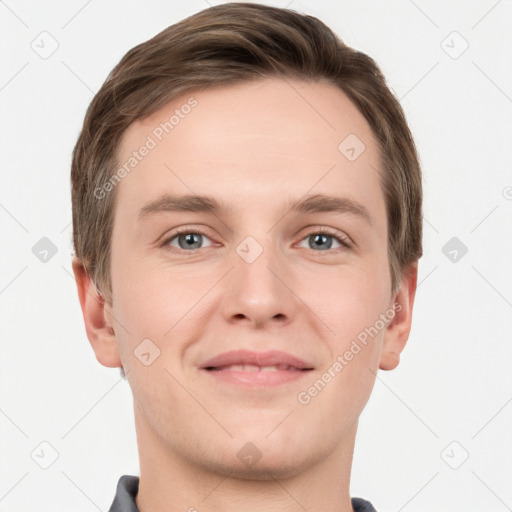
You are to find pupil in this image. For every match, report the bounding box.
[180,233,201,249]
[311,234,332,250]
[177,233,333,251]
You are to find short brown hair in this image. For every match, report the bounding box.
[71,2,422,304]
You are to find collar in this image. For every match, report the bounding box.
[108,475,377,512]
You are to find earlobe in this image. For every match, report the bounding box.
[379,263,418,371]
[71,256,122,368]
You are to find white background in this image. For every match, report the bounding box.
[1,1,511,511]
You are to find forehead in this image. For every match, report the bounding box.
[114,77,384,226]
[122,76,376,157]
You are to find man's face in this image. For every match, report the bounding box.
[107,77,398,477]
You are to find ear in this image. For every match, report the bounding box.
[71,256,122,368]
[379,262,418,371]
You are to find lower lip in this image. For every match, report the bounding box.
[202,368,312,387]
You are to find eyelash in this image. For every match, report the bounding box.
[160,226,351,253]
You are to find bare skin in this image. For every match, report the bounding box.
[73,77,417,512]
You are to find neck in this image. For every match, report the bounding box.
[133,405,357,512]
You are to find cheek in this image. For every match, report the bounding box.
[297,280,388,429]
[110,256,217,382]
[302,259,390,338]
[111,255,200,335]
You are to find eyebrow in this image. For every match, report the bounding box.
[138,193,372,226]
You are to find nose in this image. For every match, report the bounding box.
[220,236,298,329]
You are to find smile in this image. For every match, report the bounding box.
[200,350,314,387]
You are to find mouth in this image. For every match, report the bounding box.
[200,350,314,386]
[206,364,305,372]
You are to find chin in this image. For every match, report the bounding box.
[204,448,317,481]
[194,430,329,482]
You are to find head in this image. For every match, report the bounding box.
[71,2,421,479]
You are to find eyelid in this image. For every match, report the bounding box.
[160,225,216,249]
[160,225,352,251]
[296,226,352,249]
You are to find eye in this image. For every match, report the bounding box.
[163,229,214,251]
[297,228,350,252]
[161,227,350,253]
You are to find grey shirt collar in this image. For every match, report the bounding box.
[108,475,377,512]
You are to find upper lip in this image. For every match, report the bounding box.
[200,350,314,370]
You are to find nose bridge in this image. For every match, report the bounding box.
[222,232,295,325]
[234,232,282,293]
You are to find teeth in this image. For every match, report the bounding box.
[218,364,297,372]
[236,364,260,372]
